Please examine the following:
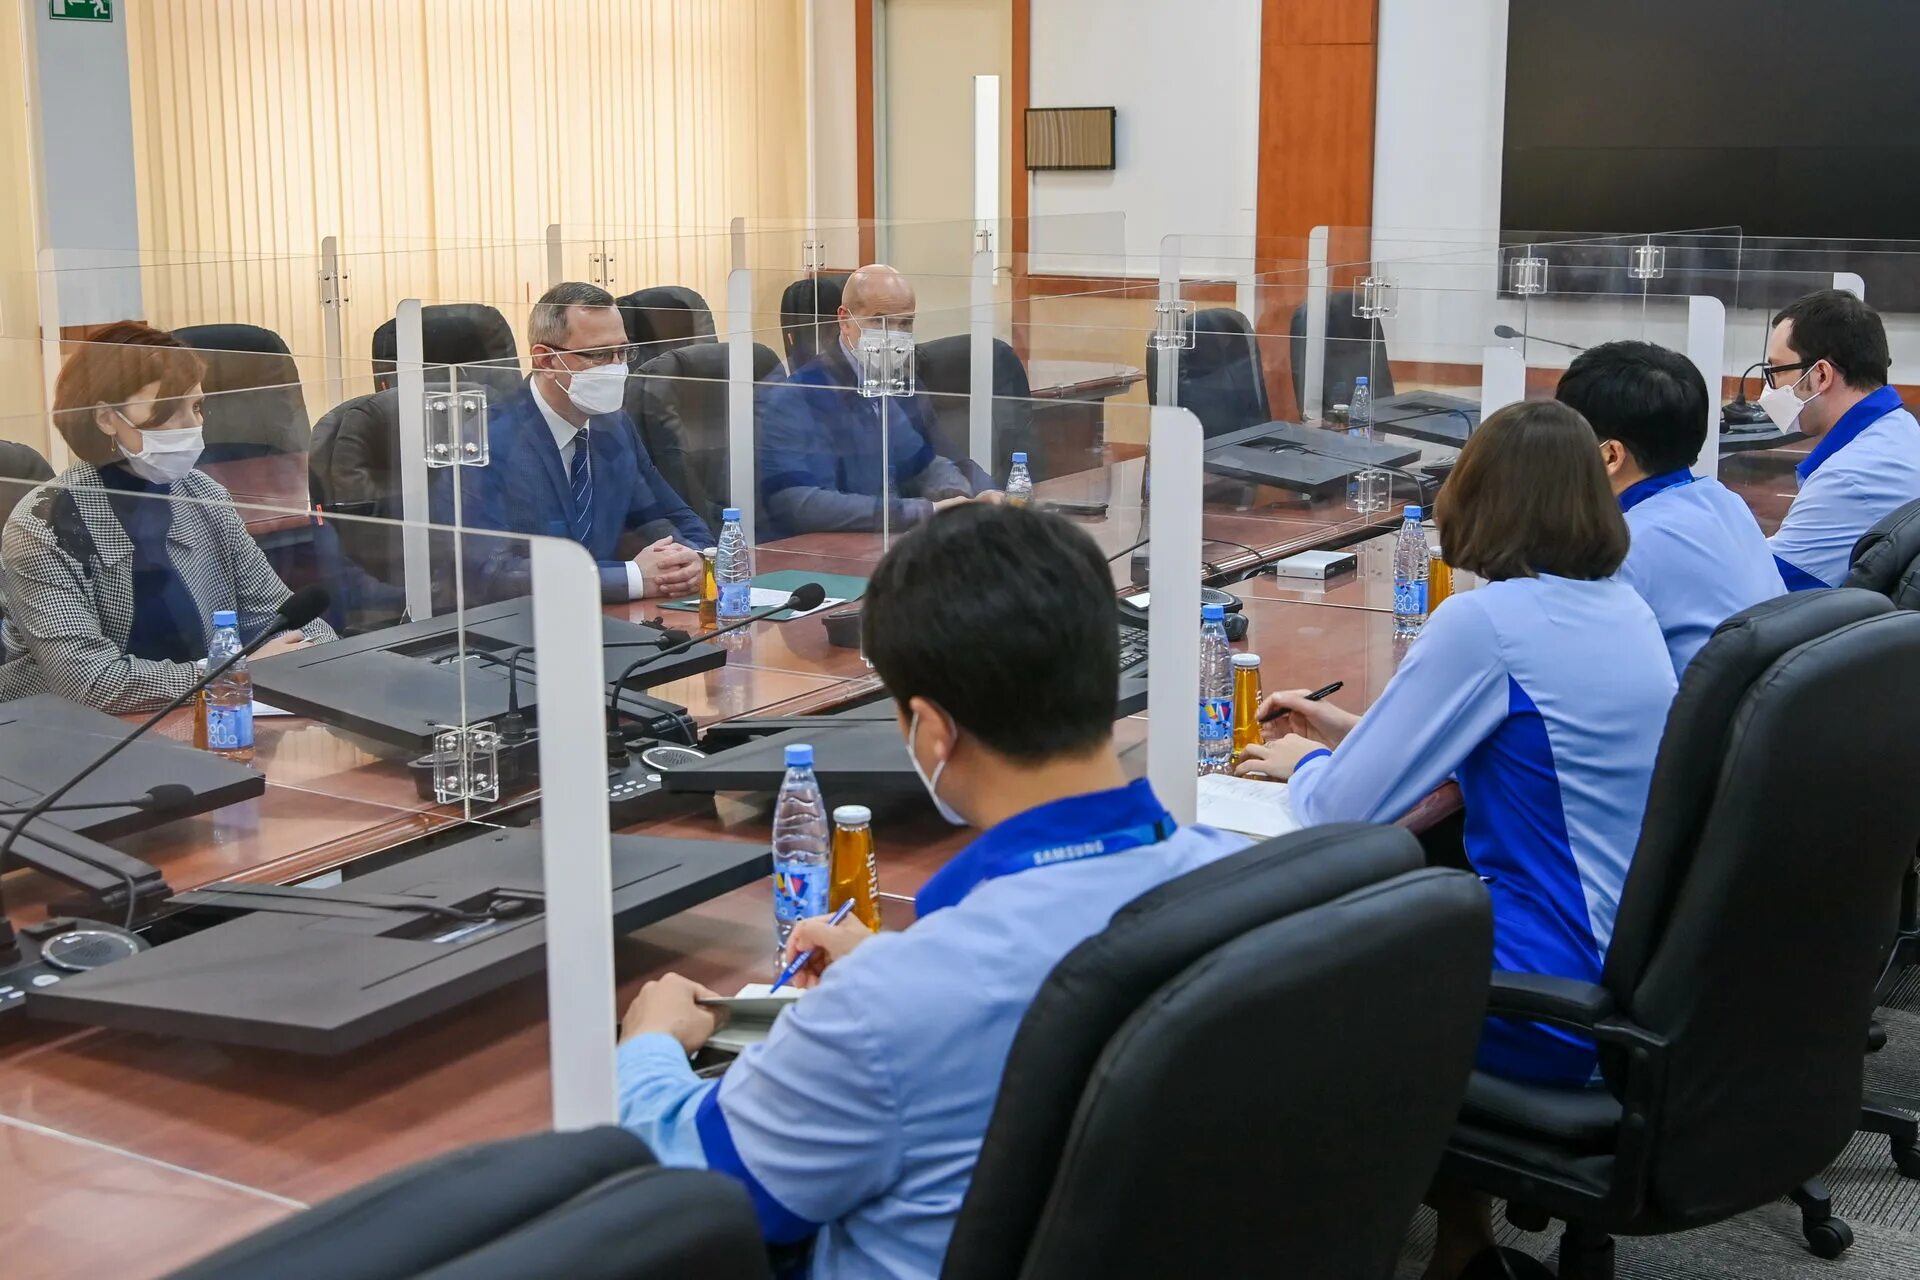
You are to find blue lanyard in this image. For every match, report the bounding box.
[915,784,1177,918]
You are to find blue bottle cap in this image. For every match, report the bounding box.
[785,743,814,768]
[722,507,742,522]
[212,610,237,628]
[1202,603,1226,621]
[1405,505,1422,520]
[1011,452,1027,464]
[1354,376,1368,386]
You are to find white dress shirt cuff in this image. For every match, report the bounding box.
[626,562,646,600]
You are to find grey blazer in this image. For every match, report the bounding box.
[1,463,335,713]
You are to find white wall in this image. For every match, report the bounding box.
[30,1,141,322]
[1028,0,1259,273]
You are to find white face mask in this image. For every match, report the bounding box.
[113,411,203,485]
[1758,367,1818,433]
[561,361,628,417]
[908,707,967,827]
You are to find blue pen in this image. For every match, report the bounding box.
[769,899,857,993]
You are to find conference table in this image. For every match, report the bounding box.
[0,443,1470,1278]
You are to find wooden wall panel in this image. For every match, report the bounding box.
[1255,0,1379,419]
[855,0,876,262]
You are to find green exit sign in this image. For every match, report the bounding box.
[50,0,112,21]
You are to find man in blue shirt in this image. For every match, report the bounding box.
[441,282,714,604]
[756,264,998,539]
[616,505,1246,1279]
[1556,340,1783,675]
[1760,289,1920,590]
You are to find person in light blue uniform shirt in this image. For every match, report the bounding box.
[1556,340,1783,675]
[1759,289,1920,590]
[615,504,1246,1280]
[1237,401,1677,1278]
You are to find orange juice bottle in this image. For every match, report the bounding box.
[829,804,881,931]
[1230,653,1263,763]
[698,547,719,629]
[1428,546,1453,611]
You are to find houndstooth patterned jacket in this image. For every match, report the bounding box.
[1,463,335,713]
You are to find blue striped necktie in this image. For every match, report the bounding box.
[568,428,593,545]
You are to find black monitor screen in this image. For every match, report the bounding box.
[1502,1,1920,309]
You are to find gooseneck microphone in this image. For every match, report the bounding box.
[0,586,331,930]
[606,583,828,734]
[1493,323,1586,353]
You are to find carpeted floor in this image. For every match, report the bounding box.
[1395,967,1920,1279]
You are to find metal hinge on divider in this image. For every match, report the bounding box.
[319,266,350,309]
[1628,244,1666,280]
[1354,276,1399,320]
[1508,256,1549,297]
[1148,300,1195,351]
[588,250,617,289]
[974,227,993,253]
[801,240,827,272]
[432,726,502,803]
[423,385,491,468]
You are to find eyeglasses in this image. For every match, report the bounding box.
[547,343,641,369]
[1761,359,1817,390]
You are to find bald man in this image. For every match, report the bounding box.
[757,264,997,538]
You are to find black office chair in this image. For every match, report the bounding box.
[1842,499,1920,1175]
[617,285,716,363]
[308,389,410,632]
[913,334,1036,482]
[1142,306,1270,439]
[371,303,522,401]
[1288,289,1396,413]
[1441,590,1920,1279]
[172,323,313,462]
[942,824,1492,1280]
[779,273,849,370]
[165,1126,770,1280]
[633,341,783,531]
[1843,495,1920,608]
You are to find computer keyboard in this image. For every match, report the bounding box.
[1118,625,1150,675]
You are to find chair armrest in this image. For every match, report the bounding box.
[1487,971,1615,1033]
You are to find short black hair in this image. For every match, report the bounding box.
[1555,340,1708,476]
[1773,289,1889,390]
[862,505,1118,761]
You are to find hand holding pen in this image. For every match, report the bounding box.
[772,900,868,992]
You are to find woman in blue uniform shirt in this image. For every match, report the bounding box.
[1237,400,1678,1275]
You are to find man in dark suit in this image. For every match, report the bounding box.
[756,264,999,540]
[443,282,714,604]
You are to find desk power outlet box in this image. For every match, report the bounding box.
[1271,549,1357,582]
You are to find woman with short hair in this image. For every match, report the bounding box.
[1238,399,1679,1278]
[2,321,332,713]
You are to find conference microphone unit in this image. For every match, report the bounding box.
[1493,323,1585,353]
[0,586,330,935]
[0,588,328,1016]
[606,582,831,657]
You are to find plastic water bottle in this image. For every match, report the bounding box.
[1349,376,1386,514]
[202,610,254,764]
[771,743,831,967]
[1198,603,1234,775]
[715,507,753,623]
[1005,452,1034,507]
[1393,506,1430,639]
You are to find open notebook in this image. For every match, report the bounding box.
[699,984,804,1054]
[1196,773,1302,839]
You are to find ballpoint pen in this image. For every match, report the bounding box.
[769,898,857,993]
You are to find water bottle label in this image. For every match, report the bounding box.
[719,581,751,615]
[1395,582,1428,617]
[1197,697,1233,740]
[206,703,253,752]
[772,864,828,922]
